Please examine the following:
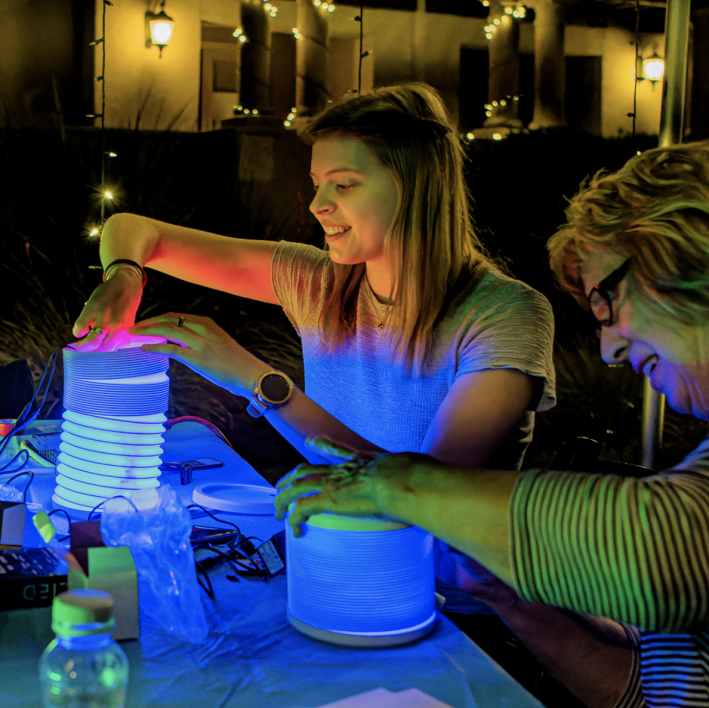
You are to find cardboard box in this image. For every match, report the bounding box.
[65,520,140,640]
[0,502,26,550]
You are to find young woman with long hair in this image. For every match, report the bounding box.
[75,83,555,605]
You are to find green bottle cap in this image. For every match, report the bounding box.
[51,589,115,637]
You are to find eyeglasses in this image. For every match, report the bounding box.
[586,260,631,327]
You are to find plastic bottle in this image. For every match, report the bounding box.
[39,589,129,708]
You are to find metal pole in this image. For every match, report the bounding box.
[641,0,690,469]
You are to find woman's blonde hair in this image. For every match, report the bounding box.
[548,140,709,323]
[301,82,492,375]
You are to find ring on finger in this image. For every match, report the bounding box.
[177,316,185,327]
[90,326,105,336]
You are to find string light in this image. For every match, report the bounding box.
[284,107,298,128]
[262,0,278,18]
[492,133,502,140]
[292,27,302,39]
[233,28,248,43]
[466,133,475,141]
[233,104,261,117]
[104,192,113,200]
[89,228,100,237]
[484,6,526,40]
[484,94,521,118]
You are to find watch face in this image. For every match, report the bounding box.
[260,373,291,404]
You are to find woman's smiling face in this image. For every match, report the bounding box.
[581,248,709,420]
[309,136,399,268]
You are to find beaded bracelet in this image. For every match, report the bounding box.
[103,259,148,288]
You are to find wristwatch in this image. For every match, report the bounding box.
[246,371,294,418]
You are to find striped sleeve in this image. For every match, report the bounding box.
[510,460,709,633]
[614,623,646,708]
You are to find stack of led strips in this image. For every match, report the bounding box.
[286,514,436,647]
[53,345,169,516]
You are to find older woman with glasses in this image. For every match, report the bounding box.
[276,140,709,708]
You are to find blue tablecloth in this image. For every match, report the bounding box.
[0,422,543,708]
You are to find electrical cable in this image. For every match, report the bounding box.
[5,470,34,503]
[167,416,234,450]
[631,0,640,139]
[47,509,72,541]
[87,494,139,522]
[0,449,29,476]
[357,3,364,95]
[0,348,60,484]
[187,504,242,533]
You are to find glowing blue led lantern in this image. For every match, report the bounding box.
[53,343,170,517]
[286,514,436,647]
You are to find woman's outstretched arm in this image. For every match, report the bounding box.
[73,213,278,351]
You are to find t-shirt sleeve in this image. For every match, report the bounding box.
[510,435,709,633]
[456,283,556,411]
[271,241,330,335]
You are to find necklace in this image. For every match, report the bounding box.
[364,277,390,330]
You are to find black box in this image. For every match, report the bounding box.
[0,547,68,610]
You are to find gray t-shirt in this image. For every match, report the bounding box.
[271,241,556,470]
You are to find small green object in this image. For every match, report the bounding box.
[32,511,56,543]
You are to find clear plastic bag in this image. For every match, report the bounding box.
[100,486,209,644]
[0,483,23,502]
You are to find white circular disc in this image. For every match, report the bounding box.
[192,483,277,515]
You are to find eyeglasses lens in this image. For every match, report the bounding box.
[588,289,611,326]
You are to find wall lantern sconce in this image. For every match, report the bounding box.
[642,51,665,82]
[146,2,175,58]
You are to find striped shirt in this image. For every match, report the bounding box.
[512,435,709,707]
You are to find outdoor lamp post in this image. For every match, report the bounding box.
[643,51,665,82]
[146,2,175,58]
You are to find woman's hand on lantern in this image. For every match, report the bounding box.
[128,313,266,396]
[73,269,144,352]
[274,437,424,537]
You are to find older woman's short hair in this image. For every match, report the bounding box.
[548,140,709,323]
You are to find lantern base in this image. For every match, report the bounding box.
[287,609,436,648]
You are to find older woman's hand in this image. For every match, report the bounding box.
[129,313,268,396]
[275,437,423,536]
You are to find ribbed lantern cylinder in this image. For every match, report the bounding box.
[286,514,436,647]
[53,345,170,517]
